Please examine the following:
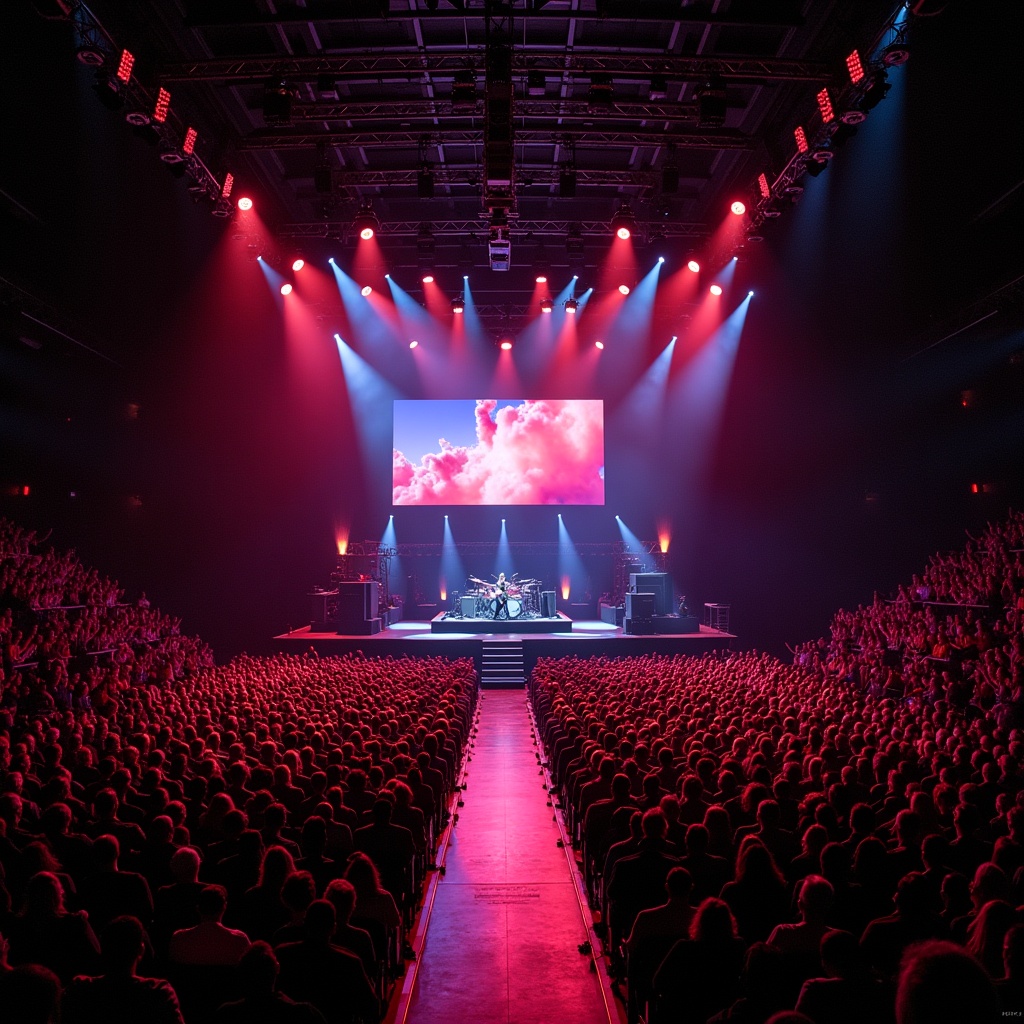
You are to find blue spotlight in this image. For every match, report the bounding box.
[329,257,335,264]
[748,290,754,297]
[658,256,665,263]
[557,516,586,609]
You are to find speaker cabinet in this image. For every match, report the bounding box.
[461,595,478,617]
[629,573,673,615]
[626,592,656,619]
[541,590,557,617]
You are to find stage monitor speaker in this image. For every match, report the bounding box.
[629,573,673,615]
[541,590,557,617]
[626,592,656,619]
[461,595,477,617]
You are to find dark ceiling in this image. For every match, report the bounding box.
[62,0,903,267]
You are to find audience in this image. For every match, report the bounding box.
[4,509,1024,1022]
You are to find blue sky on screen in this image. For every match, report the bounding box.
[394,399,521,460]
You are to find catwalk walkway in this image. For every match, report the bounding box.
[405,689,614,1024]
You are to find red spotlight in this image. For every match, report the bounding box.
[618,284,630,295]
[535,275,547,284]
[594,340,605,350]
[360,285,372,297]
[794,126,809,154]
[730,200,746,216]
[709,284,723,296]
[540,297,553,313]
[153,87,171,124]
[564,298,578,313]
[758,173,771,199]
[616,225,631,240]
[291,259,305,272]
[686,259,700,273]
[451,297,464,314]
[500,339,513,351]
[221,173,234,200]
[409,340,419,350]
[816,87,835,124]
[846,49,866,84]
[116,49,134,84]
[236,196,253,211]
[280,283,292,296]
[422,274,435,284]
[182,127,197,155]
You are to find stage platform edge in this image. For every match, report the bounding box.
[429,611,572,634]
[274,620,737,682]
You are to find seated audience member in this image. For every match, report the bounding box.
[720,839,790,944]
[169,884,251,966]
[7,872,100,984]
[997,923,1024,1015]
[767,874,835,990]
[708,942,790,1024]
[653,898,745,1024]
[214,941,327,1024]
[324,879,378,979]
[78,834,154,933]
[61,915,184,1024]
[894,939,999,1024]
[795,929,892,1024]
[860,872,948,981]
[275,900,378,1024]
[0,963,62,1024]
[965,899,1019,980]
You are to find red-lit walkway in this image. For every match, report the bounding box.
[405,689,615,1024]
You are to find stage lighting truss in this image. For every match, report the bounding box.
[610,204,636,241]
[744,4,906,243]
[353,204,379,241]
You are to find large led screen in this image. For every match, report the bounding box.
[393,399,605,505]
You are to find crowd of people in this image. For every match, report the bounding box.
[530,511,1024,1024]
[0,519,477,1022]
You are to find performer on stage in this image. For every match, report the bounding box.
[492,572,509,619]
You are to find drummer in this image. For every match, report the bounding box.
[492,572,509,619]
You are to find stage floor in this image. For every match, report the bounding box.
[274,619,736,676]
[430,611,573,634]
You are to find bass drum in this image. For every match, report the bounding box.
[505,597,522,619]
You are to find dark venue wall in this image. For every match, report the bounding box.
[1,2,1022,659]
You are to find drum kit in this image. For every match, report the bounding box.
[465,573,543,619]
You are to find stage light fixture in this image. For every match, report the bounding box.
[451,69,477,110]
[280,283,292,296]
[360,285,373,297]
[328,257,335,264]
[618,284,630,295]
[709,284,723,296]
[182,127,197,156]
[451,297,464,314]
[687,259,700,273]
[409,340,419,349]
[730,200,746,216]
[497,332,515,351]
[221,174,234,200]
[237,196,253,211]
[540,297,553,313]
[153,88,171,124]
[535,275,547,284]
[291,259,305,272]
[263,77,293,123]
[422,274,435,284]
[611,204,635,240]
[817,87,835,124]
[657,256,665,263]
[758,173,771,199]
[564,298,578,313]
[794,126,809,154]
[354,204,379,241]
[846,49,866,84]
[748,291,755,297]
[696,76,727,127]
[595,340,605,350]
[116,49,134,84]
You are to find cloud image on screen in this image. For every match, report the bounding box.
[393,399,605,505]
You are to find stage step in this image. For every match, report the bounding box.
[480,638,525,688]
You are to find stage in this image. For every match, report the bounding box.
[274,618,737,684]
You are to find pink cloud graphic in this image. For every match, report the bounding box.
[393,399,604,505]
